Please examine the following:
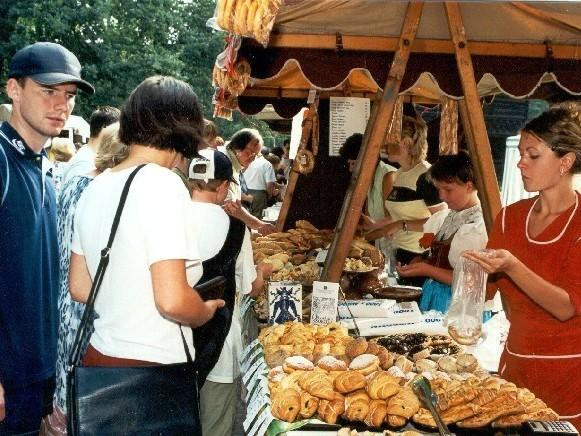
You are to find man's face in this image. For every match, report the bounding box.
[236,138,261,168]
[8,78,77,148]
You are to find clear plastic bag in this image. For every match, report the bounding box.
[211,0,282,47]
[447,252,490,345]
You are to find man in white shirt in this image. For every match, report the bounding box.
[62,105,119,184]
[242,150,276,218]
[220,128,275,235]
[187,148,270,436]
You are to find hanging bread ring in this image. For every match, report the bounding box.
[296,149,315,175]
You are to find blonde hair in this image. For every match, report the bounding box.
[523,101,581,174]
[48,138,75,162]
[401,115,428,164]
[95,125,129,172]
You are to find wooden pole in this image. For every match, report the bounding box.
[275,95,319,232]
[445,2,501,230]
[458,99,493,228]
[321,1,424,283]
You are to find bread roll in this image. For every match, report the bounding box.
[345,337,368,359]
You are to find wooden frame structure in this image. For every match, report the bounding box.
[232,1,581,283]
[275,94,319,231]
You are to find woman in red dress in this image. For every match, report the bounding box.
[467,102,581,429]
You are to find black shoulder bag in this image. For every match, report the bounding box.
[66,165,201,436]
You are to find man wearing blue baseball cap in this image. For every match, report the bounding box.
[0,42,94,434]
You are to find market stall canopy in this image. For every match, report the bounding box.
[238,1,581,116]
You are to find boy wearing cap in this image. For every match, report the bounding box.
[0,42,93,434]
[188,149,270,436]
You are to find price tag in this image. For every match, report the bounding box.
[307,89,317,104]
[241,346,263,374]
[254,412,274,436]
[241,338,260,362]
[310,281,339,325]
[242,358,267,387]
[240,295,255,318]
[248,405,273,436]
[315,249,328,265]
[246,389,268,422]
[246,372,268,401]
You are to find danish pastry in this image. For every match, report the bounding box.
[349,354,380,376]
[334,370,366,394]
[271,388,301,423]
[299,391,319,419]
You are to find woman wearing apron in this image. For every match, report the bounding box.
[364,115,444,286]
[397,152,488,313]
[467,102,581,429]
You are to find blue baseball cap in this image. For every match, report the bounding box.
[9,42,95,94]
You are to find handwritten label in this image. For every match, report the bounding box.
[242,358,267,386]
[310,281,339,325]
[241,338,261,362]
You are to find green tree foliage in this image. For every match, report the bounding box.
[0,0,284,145]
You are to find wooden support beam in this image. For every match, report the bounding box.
[242,87,439,104]
[267,33,581,59]
[445,2,501,230]
[458,99,493,230]
[321,2,424,283]
[275,96,319,231]
[510,2,581,34]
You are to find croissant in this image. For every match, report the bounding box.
[317,393,345,424]
[365,399,388,427]
[299,391,319,419]
[334,370,366,394]
[271,388,301,423]
[386,387,420,419]
[366,371,400,400]
[299,372,335,400]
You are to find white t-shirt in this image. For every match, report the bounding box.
[63,145,96,184]
[242,156,275,191]
[423,206,488,268]
[207,228,256,383]
[72,164,202,364]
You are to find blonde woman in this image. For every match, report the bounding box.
[364,115,445,285]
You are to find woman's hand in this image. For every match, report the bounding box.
[397,261,430,278]
[382,220,403,238]
[359,214,377,231]
[463,249,518,274]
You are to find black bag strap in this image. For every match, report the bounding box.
[68,164,193,366]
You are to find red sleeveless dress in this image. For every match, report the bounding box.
[487,193,581,429]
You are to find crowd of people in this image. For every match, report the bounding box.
[0,40,579,434]
[0,42,286,436]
